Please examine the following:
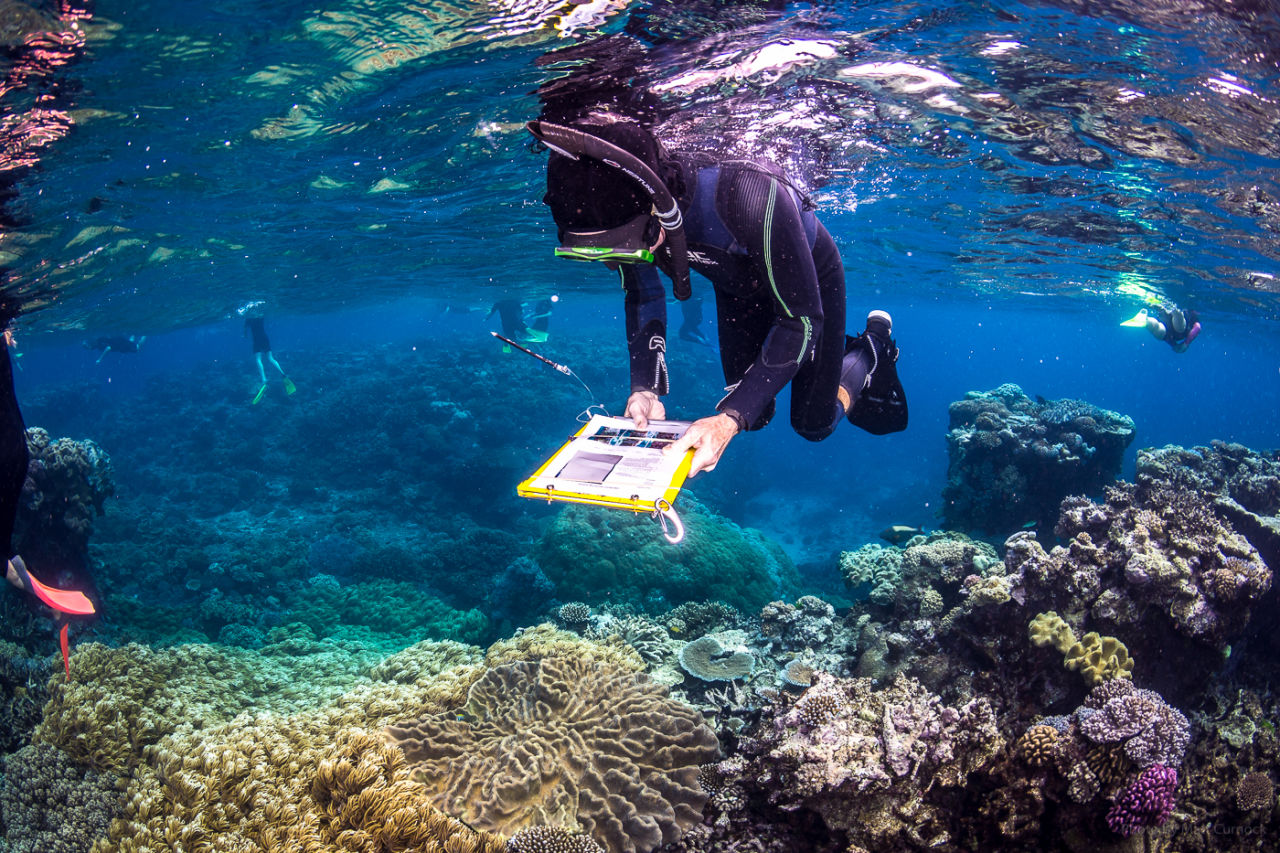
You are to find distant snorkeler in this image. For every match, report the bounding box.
[84,334,146,363]
[488,296,557,346]
[239,302,295,404]
[1122,305,1201,353]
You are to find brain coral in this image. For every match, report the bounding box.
[384,656,719,853]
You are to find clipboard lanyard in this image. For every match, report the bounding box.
[652,499,685,545]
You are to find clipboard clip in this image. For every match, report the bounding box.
[651,499,685,545]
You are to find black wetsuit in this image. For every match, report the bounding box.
[0,335,27,560]
[244,317,271,353]
[1157,307,1199,349]
[623,157,846,440]
[88,335,140,354]
[489,299,529,340]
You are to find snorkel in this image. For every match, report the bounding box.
[527,120,693,301]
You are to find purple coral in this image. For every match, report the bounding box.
[1077,683,1190,768]
[1106,764,1177,836]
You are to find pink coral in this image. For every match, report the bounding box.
[1105,764,1176,836]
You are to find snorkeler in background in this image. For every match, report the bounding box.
[489,296,559,351]
[84,334,145,363]
[528,295,558,342]
[241,305,296,404]
[1122,305,1201,353]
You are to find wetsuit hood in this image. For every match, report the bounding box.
[529,119,692,300]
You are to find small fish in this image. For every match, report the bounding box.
[1020,520,1038,530]
[880,525,926,545]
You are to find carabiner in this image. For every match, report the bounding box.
[652,499,685,545]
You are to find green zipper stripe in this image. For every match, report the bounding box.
[762,180,812,364]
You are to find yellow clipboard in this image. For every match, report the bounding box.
[517,415,695,534]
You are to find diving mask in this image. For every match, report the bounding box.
[554,213,657,264]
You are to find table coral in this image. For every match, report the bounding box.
[384,656,719,853]
[678,635,755,682]
[1076,679,1190,768]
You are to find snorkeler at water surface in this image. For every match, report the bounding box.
[529,114,907,477]
[84,334,145,363]
[242,306,296,404]
[1122,304,1201,353]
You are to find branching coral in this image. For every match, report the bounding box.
[1006,479,1271,651]
[731,672,1003,849]
[0,742,122,853]
[63,638,487,852]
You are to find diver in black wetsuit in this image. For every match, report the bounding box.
[529,116,906,476]
[243,311,294,403]
[84,334,145,363]
[2,312,95,618]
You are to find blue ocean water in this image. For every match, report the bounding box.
[2,0,1280,851]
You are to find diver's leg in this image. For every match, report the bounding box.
[791,225,846,441]
[0,343,28,561]
[267,352,285,377]
[255,353,267,384]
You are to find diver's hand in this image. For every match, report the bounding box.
[665,413,739,477]
[625,390,666,430]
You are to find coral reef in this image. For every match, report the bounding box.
[534,495,799,614]
[0,742,122,853]
[729,672,1003,849]
[482,623,645,673]
[941,384,1134,534]
[678,635,755,682]
[1137,441,1280,566]
[1105,763,1177,836]
[0,640,52,754]
[43,637,490,852]
[1005,479,1271,653]
[15,428,115,555]
[385,656,719,853]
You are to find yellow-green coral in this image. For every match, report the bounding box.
[1029,613,1134,685]
[29,637,494,852]
[1029,611,1076,654]
[483,622,644,672]
[1064,632,1134,685]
